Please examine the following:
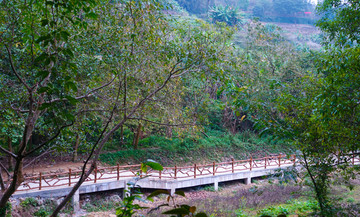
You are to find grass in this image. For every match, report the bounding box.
[100,130,292,166]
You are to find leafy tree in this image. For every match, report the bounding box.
[0,0,233,215]
[273,0,312,16]
[317,0,360,45]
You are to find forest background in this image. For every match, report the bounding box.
[1,0,359,216]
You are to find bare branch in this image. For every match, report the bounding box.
[24,149,55,169]
[24,121,74,157]
[128,117,194,127]
[4,45,31,92]
[0,162,10,178]
[0,146,17,159]
[48,76,116,103]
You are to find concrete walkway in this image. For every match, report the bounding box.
[10,154,360,211]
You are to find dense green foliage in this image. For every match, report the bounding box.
[1,0,360,216]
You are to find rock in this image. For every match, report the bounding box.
[84,195,91,203]
[108,195,122,203]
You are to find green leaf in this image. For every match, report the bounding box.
[174,191,185,197]
[143,159,163,171]
[162,208,190,215]
[64,95,78,105]
[195,212,208,217]
[36,70,50,79]
[38,86,50,94]
[147,190,170,199]
[39,103,51,110]
[60,31,70,41]
[141,163,147,173]
[40,19,49,26]
[86,12,99,19]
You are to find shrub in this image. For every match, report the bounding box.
[208,5,242,26]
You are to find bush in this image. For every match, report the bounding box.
[208,5,242,26]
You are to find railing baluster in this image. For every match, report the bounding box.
[232,158,234,173]
[265,156,267,169]
[174,166,177,179]
[278,154,281,167]
[39,172,42,190]
[159,170,162,179]
[250,157,252,171]
[117,163,120,180]
[194,164,197,178]
[213,162,215,176]
[94,166,97,183]
[69,169,71,186]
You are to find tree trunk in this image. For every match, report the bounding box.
[73,134,80,162]
[120,125,124,146]
[7,137,13,171]
[132,123,142,150]
[0,168,5,192]
[166,126,172,138]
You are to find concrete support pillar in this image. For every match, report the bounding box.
[170,187,176,196]
[214,181,219,191]
[72,190,80,212]
[244,177,251,185]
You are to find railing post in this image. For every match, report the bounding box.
[213,162,215,176]
[174,166,177,179]
[94,166,97,183]
[117,163,120,180]
[194,164,197,178]
[159,170,162,179]
[39,172,42,190]
[293,155,296,166]
[250,157,252,171]
[265,156,267,169]
[278,154,281,167]
[232,158,234,173]
[69,169,71,186]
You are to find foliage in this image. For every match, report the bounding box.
[317,0,360,45]
[174,0,211,14]
[147,190,208,216]
[20,198,38,208]
[99,129,291,166]
[257,199,318,217]
[116,160,162,216]
[208,5,242,26]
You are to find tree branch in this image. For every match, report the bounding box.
[0,146,16,159]
[128,117,194,127]
[48,76,116,103]
[24,121,74,157]
[4,45,31,92]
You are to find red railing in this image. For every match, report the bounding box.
[15,153,360,192]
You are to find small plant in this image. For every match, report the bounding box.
[202,185,222,192]
[234,209,248,217]
[116,160,163,217]
[346,197,355,203]
[147,190,207,217]
[33,208,49,217]
[208,5,241,26]
[20,197,38,208]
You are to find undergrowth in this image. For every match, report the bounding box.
[100,130,292,166]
